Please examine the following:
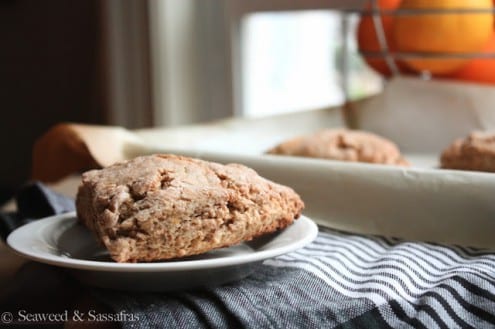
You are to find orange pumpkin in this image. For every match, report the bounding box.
[393,0,493,75]
[447,34,495,84]
[357,0,403,76]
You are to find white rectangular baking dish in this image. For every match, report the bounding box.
[125,82,495,248]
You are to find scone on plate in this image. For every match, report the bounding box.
[267,129,408,166]
[441,131,495,172]
[76,154,304,263]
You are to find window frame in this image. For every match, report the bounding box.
[147,0,367,126]
[101,0,154,128]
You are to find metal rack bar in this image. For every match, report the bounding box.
[361,51,495,60]
[348,7,495,15]
[370,0,400,76]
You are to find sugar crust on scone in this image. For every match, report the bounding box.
[76,154,304,262]
[441,131,495,172]
[267,129,408,166]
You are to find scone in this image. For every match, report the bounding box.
[267,129,408,166]
[441,131,495,172]
[76,154,304,263]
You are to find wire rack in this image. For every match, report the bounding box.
[352,0,495,76]
[341,0,495,127]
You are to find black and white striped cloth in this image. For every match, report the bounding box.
[97,227,495,329]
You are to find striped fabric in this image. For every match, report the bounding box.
[99,227,495,329]
[7,183,494,328]
[265,228,495,329]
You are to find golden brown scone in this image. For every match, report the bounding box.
[441,131,495,172]
[267,129,408,166]
[76,154,304,263]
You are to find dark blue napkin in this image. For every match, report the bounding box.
[3,183,495,329]
[0,182,74,240]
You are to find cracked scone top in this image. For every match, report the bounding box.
[441,131,495,172]
[76,154,304,263]
[267,129,408,166]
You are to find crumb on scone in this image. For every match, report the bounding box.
[441,131,495,172]
[76,154,304,263]
[266,129,408,166]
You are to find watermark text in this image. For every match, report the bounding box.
[1,310,139,324]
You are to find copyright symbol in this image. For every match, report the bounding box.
[1,312,13,324]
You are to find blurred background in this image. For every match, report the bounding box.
[2,0,493,202]
[0,0,382,201]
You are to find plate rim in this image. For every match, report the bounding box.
[7,212,318,273]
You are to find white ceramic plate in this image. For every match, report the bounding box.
[7,212,318,292]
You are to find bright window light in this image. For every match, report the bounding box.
[241,11,383,118]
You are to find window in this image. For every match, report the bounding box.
[148,0,382,125]
[242,11,345,117]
